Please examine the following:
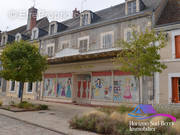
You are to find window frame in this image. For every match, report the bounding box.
[60,40,70,50]
[100,31,114,49]
[46,43,55,57]
[9,81,16,92]
[172,30,180,59]
[127,1,137,15]
[78,36,90,52]
[27,82,33,93]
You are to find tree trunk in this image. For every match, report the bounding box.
[138,77,141,105]
[20,82,24,103]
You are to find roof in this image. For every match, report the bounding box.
[43,0,162,39]
[156,0,180,26]
[5,17,49,38]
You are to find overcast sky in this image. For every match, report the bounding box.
[0,0,124,31]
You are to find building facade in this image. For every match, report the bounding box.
[0,7,49,100]
[155,0,180,104]
[39,0,167,105]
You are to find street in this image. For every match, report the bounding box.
[0,115,63,135]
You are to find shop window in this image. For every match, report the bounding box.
[91,71,113,100]
[175,35,180,58]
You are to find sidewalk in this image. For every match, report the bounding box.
[0,97,98,135]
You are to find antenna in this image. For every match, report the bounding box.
[33,0,36,7]
[81,0,87,12]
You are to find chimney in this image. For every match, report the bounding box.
[73,8,80,18]
[27,7,38,30]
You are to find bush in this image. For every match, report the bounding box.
[69,110,179,135]
[38,104,48,110]
[18,101,34,109]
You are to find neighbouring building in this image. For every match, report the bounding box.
[0,7,49,100]
[39,0,167,105]
[155,0,180,104]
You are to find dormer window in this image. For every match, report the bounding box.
[128,1,136,14]
[82,14,89,26]
[50,24,55,35]
[31,27,39,40]
[1,35,7,46]
[15,33,22,42]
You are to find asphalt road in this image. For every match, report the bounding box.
[0,115,63,135]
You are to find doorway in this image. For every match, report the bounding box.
[74,74,91,104]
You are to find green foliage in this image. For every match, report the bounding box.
[18,101,35,109]
[37,104,49,110]
[114,29,167,78]
[69,112,177,135]
[0,40,47,82]
[98,105,133,114]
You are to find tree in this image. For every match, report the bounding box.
[0,40,47,102]
[114,29,167,104]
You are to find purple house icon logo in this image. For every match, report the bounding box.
[128,104,176,122]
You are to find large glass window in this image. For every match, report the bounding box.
[92,72,113,100]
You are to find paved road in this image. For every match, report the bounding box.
[0,115,63,135]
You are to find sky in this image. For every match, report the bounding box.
[0,0,124,31]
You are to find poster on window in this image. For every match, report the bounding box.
[113,75,138,103]
[44,78,56,97]
[92,72,113,100]
[44,73,72,98]
[56,77,72,98]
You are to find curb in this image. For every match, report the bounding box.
[0,113,67,135]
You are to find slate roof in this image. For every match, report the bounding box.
[5,17,49,39]
[156,0,180,26]
[46,0,162,37]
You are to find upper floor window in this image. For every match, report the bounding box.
[50,24,55,35]
[31,28,39,40]
[101,32,114,49]
[175,35,180,58]
[78,37,89,52]
[82,14,89,26]
[47,44,54,57]
[128,1,136,15]
[15,33,21,42]
[27,82,33,93]
[61,41,70,49]
[1,35,7,46]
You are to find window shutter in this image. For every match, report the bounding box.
[172,78,179,103]
[175,36,180,58]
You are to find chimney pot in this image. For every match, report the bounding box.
[73,8,80,18]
